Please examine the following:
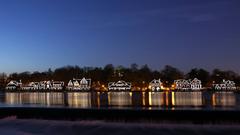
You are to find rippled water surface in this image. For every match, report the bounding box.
[0,91,239,110]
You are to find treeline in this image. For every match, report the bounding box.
[1,64,240,88]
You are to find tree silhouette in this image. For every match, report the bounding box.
[3,64,240,89]
[186,68,210,87]
[161,65,184,87]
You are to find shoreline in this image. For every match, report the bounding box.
[1,118,240,135]
[1,89,240,93]
[1,107,240,124]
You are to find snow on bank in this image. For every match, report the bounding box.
[1,118,240,135]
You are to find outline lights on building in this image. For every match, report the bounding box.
[108,80,131,91]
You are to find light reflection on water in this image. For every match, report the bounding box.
[148,92,165,106]
[67,92,91,108]
[212,92,236,107]
[172,92,203,106]
[5,92,64,106]
[108,92,132,106]
[1,91,239,110]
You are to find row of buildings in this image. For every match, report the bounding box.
[5,78,237,91]
[213,79,236,90]
[6,78,91,91]
[174,78,202,90]
[106,78,237,91]
[173,78,236,90]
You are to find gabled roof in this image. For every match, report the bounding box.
[7,80,21,86]
[191,78,201,84]
[222,79,235,85]
[150,79,161,84]
[175,79,191,84]
[73,80,80,85]
[108,80,131,87]
[68,80,73,85]
[80,78,88,85]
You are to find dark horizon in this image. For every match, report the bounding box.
[3,64,240,89]
[2,64,240,76]
[0,0,240,73]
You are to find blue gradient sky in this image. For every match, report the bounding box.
[0,0,240,73]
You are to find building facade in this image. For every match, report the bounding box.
[52,81,64,90]
[149,79,163,91]
[213,79,236,90]
[67,78,91,90]
[108,80,131,91]
[174,78,202,90]
[22,82,39,90]
[191,78,202,90]
[5,80,22,90]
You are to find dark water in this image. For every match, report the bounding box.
[0,91,239,110]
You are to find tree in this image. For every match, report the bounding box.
[103,64,115,83]
[187,68,210,86]
[130,63,138,72]
[161,65,184,86]
[4,64,239,89]
[0,73,7,88]
[152,70,161,79]
[136,64,152,88]
[211,69,239,84]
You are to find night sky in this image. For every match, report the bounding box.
[0,0,240,73]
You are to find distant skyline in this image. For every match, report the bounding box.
[0,0,240,74]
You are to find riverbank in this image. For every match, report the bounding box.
[1,107,240,124]
[1,117,240,135]
[2,88,240,93]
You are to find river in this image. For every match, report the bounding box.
[0,91,239,110]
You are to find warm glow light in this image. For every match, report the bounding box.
[142,92,146,106]
[129,92,132,97]
[149,92,152,106]
[165,91,169,106]
[171,92,175,106]
[212,93,216,106]
[163,87,170,91]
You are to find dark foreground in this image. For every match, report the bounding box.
[1,107,240,134]
[1,107,240,123]
[1,118,240,135]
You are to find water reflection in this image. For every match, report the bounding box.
[67,92,91,108]
[2,91,240,110]
[212,92,236,107]
[108,92,132,106]
[148,92,165,106]
[172,92,203,106]
[5,92,64,106]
